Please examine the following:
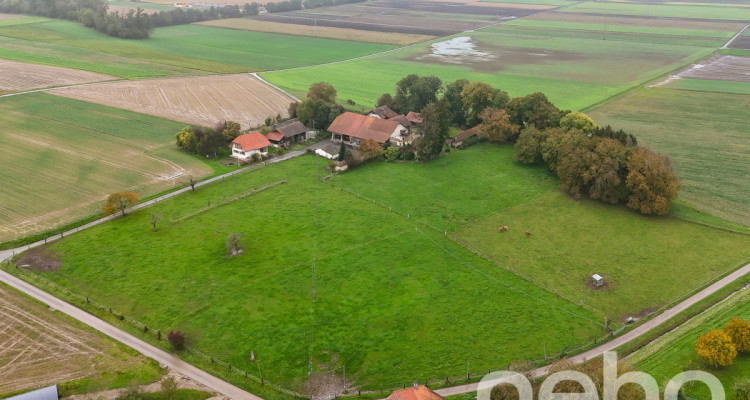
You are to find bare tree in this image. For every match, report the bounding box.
[150,213,162,232]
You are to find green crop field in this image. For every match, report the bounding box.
[559,1,750,20]
[14,153,608,392]
[0,92,214,244]
[262,31,711,111]
[481,0,576,6]
[631,287,750,399]
[661,78,750,95]
[0,20,394,78]
[588,87,750,228]
[108,1,176,11]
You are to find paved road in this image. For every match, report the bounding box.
[435,261,750,397]
[0,270,261,400]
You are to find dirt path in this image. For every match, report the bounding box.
[434,261,750,397]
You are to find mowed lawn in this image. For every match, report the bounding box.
[0,20,395,78]
[587,87,750,227]
[262,31,711,110]
[0,93,212,243]
[27,155,605,391]
[630,287,750,399]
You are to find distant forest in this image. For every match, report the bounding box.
[0,0,365,39]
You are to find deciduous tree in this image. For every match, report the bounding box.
[359,139,384,160]
[506,92,561,130]
[221,120,241,142]
[175,127,198,153]
[478,108,520,143]
[724,317,750,352]
[625,147,680,216]
[392,74,443,114]
[377,92,395,109]
[103,192,139,216]
[167,330,186,351]
[226,233,243,256]
[560,111,598,134]
[307,82,337,104]
[696,329,737,367]
[460,81,508,127]
[513,125,548,164]
[588,138,631,204]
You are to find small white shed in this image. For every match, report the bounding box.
[592,274,604,287]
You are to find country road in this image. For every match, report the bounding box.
[435,261,750,397]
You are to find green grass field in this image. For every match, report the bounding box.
[480,0,576,5]
[0,92,215,244]
[587,87,750,227]
[262,31,710,111]
[662,78,750,95]
[0,20,394,78]
[631,287,750,399]
[23,153,606,391]
[559,1,750,20]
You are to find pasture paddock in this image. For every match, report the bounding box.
[50,74,296,130]
[18,153,606,392]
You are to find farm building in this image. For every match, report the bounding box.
[445,126,479,148]
[328,112,409,147]
[406,111,423,124]
[386,385,443,400]
[368,105,399,119]
[230,131,271,160]
[269,119,312,146]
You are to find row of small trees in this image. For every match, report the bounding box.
[175,121,242,157]
[695,317,750,367]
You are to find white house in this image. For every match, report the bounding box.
[230,131,271,161]
[328,112,409,147]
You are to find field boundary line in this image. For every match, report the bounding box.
[721,23,749,49]
[251,73,301,102]
[170,180,287,224]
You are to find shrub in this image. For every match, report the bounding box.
[384,146,400,161]
[695,329,737,367]
[251,153,261,162]
[167,330,186,351]
[724,317,750,352]
[735,378,750,400]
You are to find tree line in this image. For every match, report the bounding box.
[0,0,364,39]
[373,74,680,216]
[175,121,242,157]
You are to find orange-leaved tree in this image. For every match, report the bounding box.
[103,192,139,216]
[359,139,384,160]
[695,329,737,367]
[724,317,750,352]
[625,147,680,215]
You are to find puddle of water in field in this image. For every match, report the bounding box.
[417,36,497,64]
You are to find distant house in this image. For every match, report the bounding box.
[387,385,443,400]
[406,111,423,124]
[391,114,412,130]
[367,105,399,120]
[231,131,271,160]
[445,126,479,148]
[328,112,409,147]
[269,119,310,146]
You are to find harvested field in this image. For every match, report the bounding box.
[0,59,114,92]
[196,18,435,46]
[252,0,545,36]
[0,282,161,396]
[521,12,746,33]
[50,74,296,130]
[652,54,750,85]
[731,32,750,49]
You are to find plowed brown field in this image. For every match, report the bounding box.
[50,74,295,130]
[0,59,114,93]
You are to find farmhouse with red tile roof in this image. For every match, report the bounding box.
[386,385,443,400]
[328,112,410,147]
[367,105,399,120]
[230,131,271,160]
[406,111,423,124]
